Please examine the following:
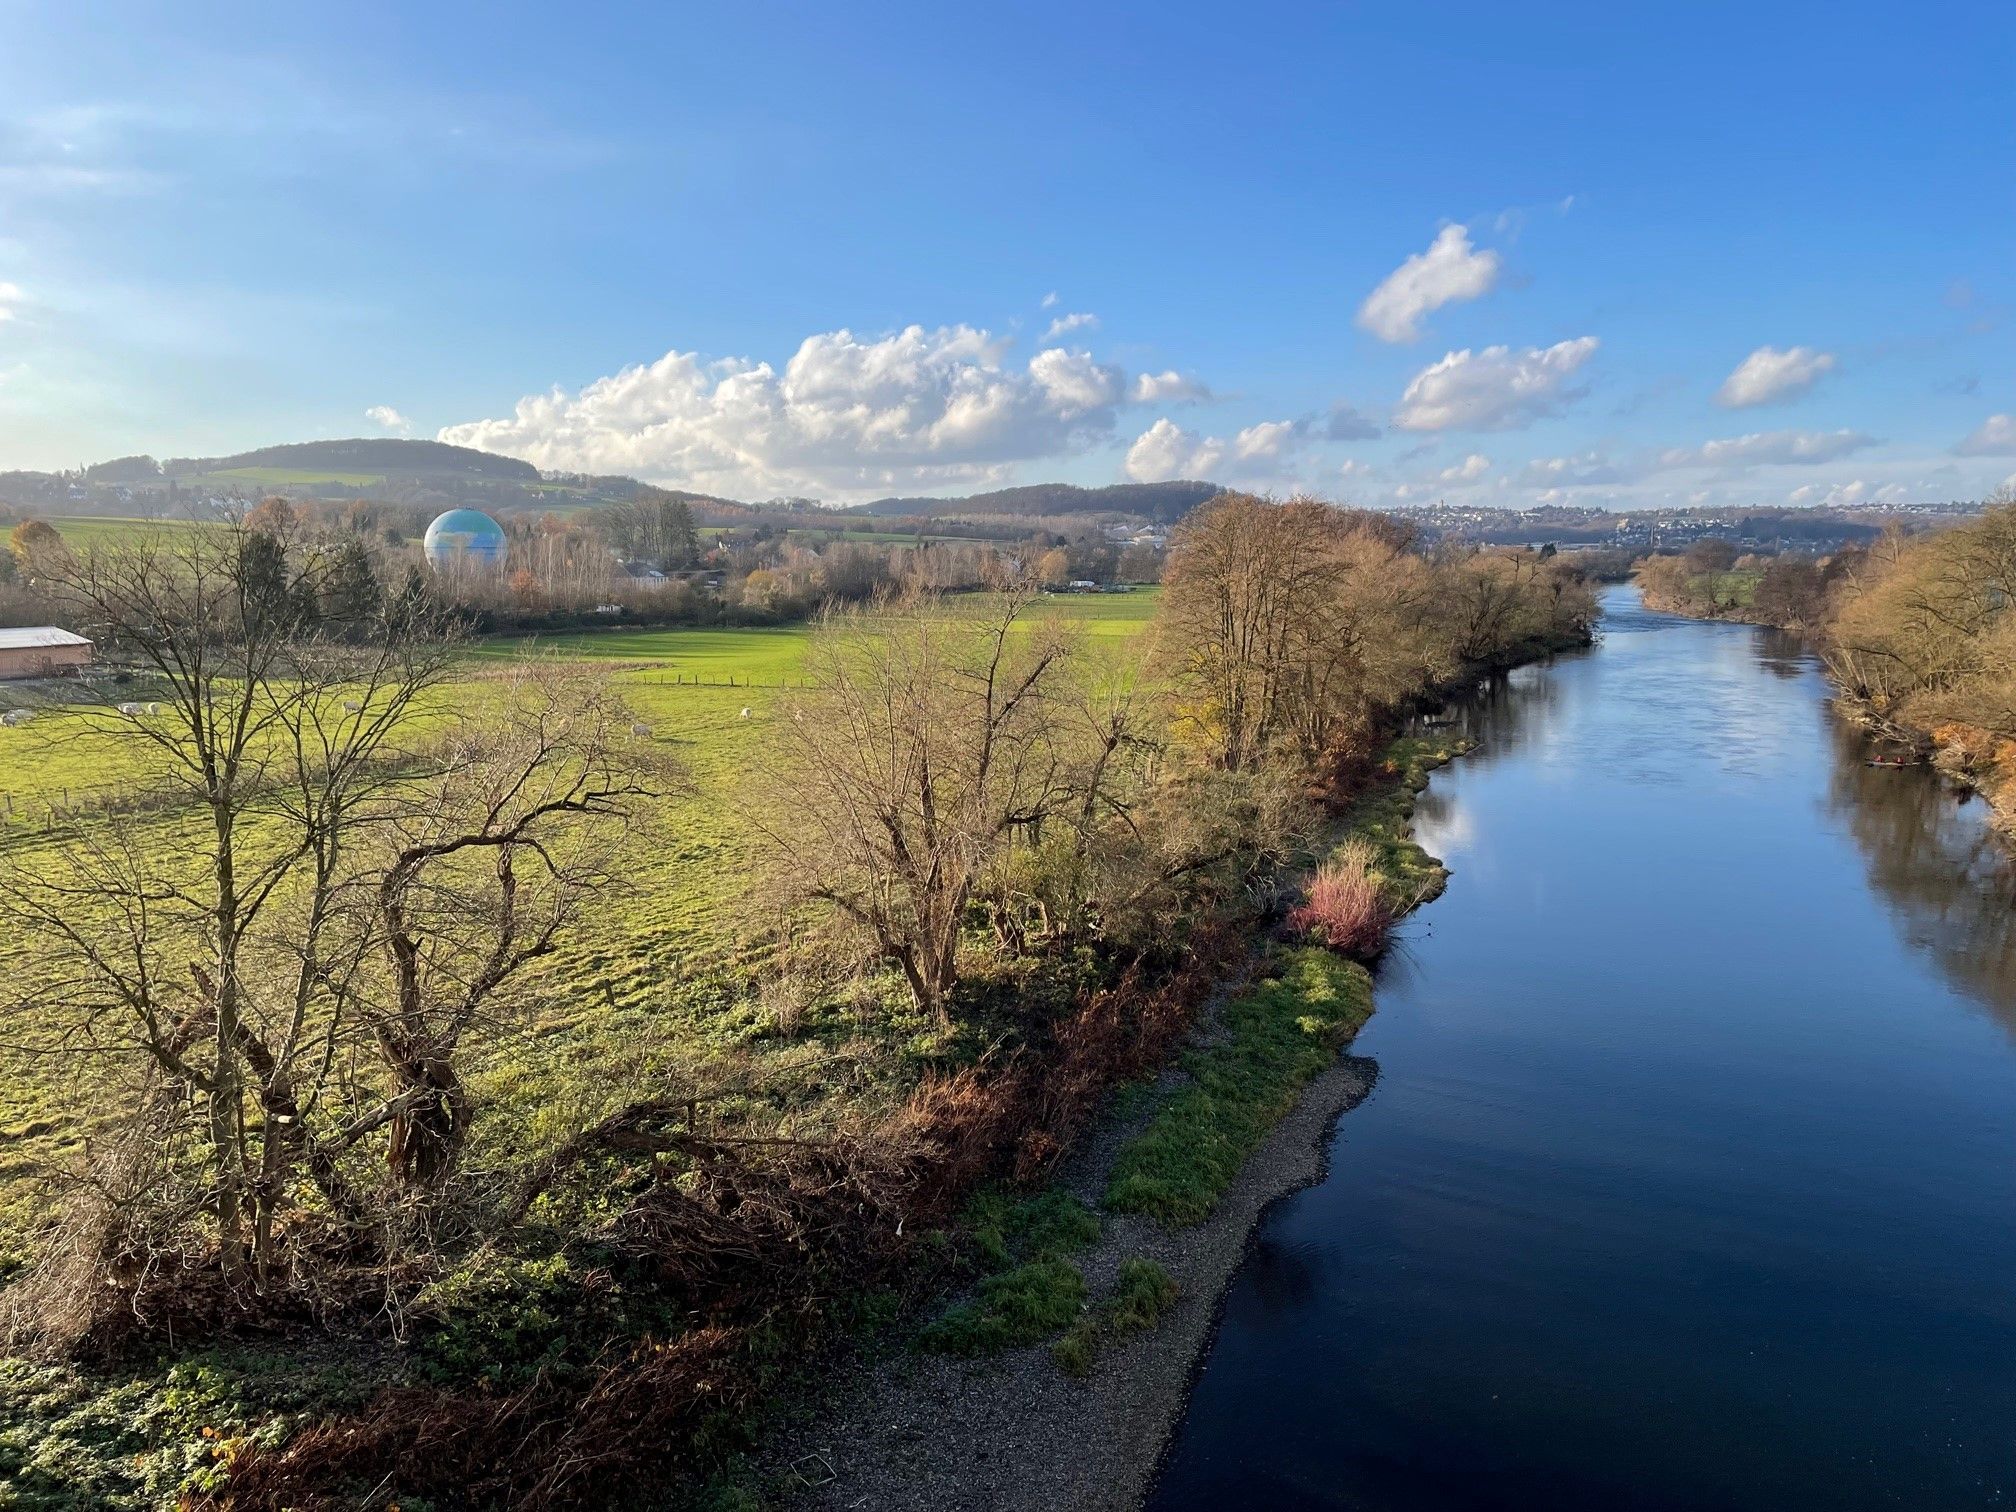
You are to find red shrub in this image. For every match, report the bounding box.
[1287,847,1394,958]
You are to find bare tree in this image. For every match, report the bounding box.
[352,662,664,1193]
[0,523,455,1282]
[750,587,1075,1022]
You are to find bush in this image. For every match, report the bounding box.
[1286,841,1393,958]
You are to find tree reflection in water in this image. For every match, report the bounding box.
[1825,700,2016,1041]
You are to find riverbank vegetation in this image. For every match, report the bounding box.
[1636,491,2016,827]
[0,494,1592,1509]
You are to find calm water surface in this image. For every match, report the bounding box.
[1149,586,2016,1512]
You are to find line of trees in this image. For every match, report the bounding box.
[757,493,1597,1023]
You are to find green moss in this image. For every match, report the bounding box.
[1104,948,1372,1227]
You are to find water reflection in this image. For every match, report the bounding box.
[1825,713,2016,1039]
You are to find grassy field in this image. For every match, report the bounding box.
[42,515,215,549]
[188,467,387,487]
[0,589,1162,1265]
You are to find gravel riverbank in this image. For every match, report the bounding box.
[759,1014,1379,1512]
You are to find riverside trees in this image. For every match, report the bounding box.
[1826,492,2016,739]
[1158,492,1594,781]
[760,494,1598,1023]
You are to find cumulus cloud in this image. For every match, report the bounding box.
[1357,225,1501,343]
[1393,337,1599,432]
[439,324,1129,499]
[1124,418,1224,482]
[1956,413,2016,456]
[364,404,410,433]
[1715,344,1837,408]
[1042,310,1098,342]
[1027,346,1123,416]
[1656,427,1877,469]
[1234,419,1304,460]
[1518,450,1623,487]
[1123,416,1306,481]
[1323,401,1381,440]
[1337,458,1374,481]
[1130,369,1212,404]
[1437,453,1491,484]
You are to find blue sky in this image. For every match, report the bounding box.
[1,0,2010,508]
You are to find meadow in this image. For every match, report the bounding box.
[0,590,1161,1263]
[42,516,216,550]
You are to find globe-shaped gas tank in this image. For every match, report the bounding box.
[423,508,508,570]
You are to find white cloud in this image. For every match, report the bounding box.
[364,404,410,433]
[1337,458,1374,481]
[1233,419,1301,461]
[1130,369,1211,404]
[1393,337,1599,432]
[1438,452,1491,484]
[1518,450,1623,487]
[1040,291,1059,309]
[1124,418,1224,482]
[0,281,19,322]
[439,323,1131,500]
[1027,346,1123,417]
[1323,401,1381,440]
[1122,415,1306,481]
[1715,345,1837,408]
[1041,311,1098,342]
[1956,413,2016,456]
[1357,225,1501,344]
[1657,428,1877,469]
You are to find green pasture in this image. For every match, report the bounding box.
[0,591,1162,1262]
[195,466,387,487]
[43,515,215,549]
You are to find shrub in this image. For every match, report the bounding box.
[1286,841,1394,958]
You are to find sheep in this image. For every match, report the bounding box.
[0,710,30,727]
[740,707,751,719]
[342,699,363,714]
[143,703,160,716]
[630,722,652,738]
[116,702,143,717]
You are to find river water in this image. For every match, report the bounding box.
[1147,587,2016,1512]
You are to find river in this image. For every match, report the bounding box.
[1147,586,2016,1512]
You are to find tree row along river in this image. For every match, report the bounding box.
[1149,585,2016,1512]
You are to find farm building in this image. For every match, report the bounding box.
[0,626,93,679]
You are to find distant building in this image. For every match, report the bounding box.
[0,626,93,680]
